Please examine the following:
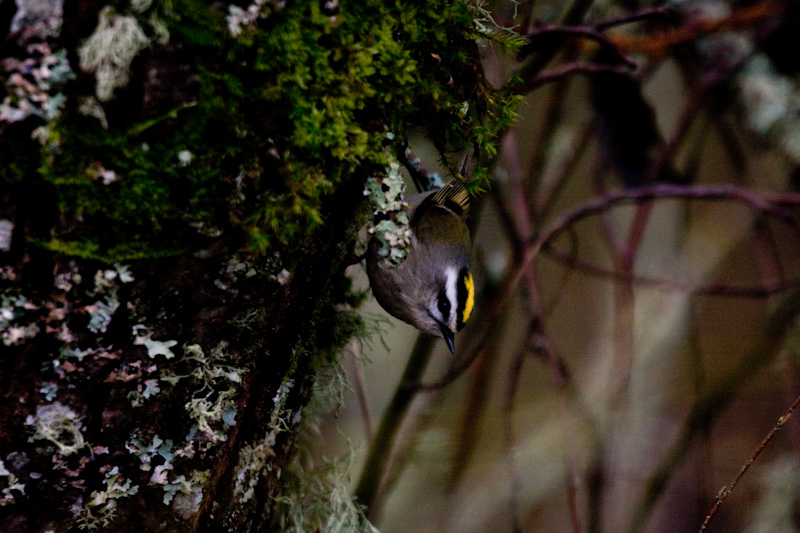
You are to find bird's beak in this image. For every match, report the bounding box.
[438,323,455,354]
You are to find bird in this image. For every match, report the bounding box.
[366,177,474,353]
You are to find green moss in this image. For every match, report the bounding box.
[4,0,520,262]
[36,237,186,262]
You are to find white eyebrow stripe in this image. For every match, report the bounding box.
[445,266,458,324]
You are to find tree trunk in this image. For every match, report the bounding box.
[0,0,516,530]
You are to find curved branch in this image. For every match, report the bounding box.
[521,62,636,94]
[526,25,637,67]
[543,242,800,298]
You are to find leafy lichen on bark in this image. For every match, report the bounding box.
[0,0,520,530]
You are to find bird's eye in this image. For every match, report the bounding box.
[437,293,450,317]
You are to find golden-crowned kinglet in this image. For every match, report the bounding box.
[366,180,474,353]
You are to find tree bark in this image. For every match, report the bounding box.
[0,0,515,530]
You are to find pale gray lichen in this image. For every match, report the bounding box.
[2,322,40,346]
[364,161,407,215]
[232,439,272,504]
[126,434,193,473]
[26,402,85,456]
[130,0,153,12]
[364,161,412,268]
[11,0,63,34]
[148,12,170,45]
[184,344,241,440]
[1,0,74,128]
[40,381,58,401]
[739,57,793,132]
[78,6,150,101]
[139,342,246,443]
[125,434,207,512]
[162,470,208,506]
[0,459,26,506]
[276,268,291,285]
[216,255,258,293]
[133,330,178,359]
[59,346,88,361]
[370,215,412,267]
[184,389,236,444]
[77,96,109,128]
[270,360,376,533]
[0,266,17,281]
[233,379,295,503]
[86,297,119,334]
[227,0,286,37]
[128,377,161,406]
[53,261,82,292]
[1,293,40,346]
[272,450,379,533]
[0,220,13,251]
[177,149,193,166]
[78,466,139,530]
[92,264,134,294]
[0,47,74,124]
[124,338,245,447]
[83,265,134,333]
[171,475,205,519]
[86,161,118,185]
[672,0,800,165]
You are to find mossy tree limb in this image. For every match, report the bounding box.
[0,0,519,530]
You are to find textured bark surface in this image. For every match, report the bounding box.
[1,3,363,530]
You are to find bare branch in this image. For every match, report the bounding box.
[699,392,800,531]
[522,62,636,94]
[594,5,678,31]
[543,242,800,298]
[526,25,638,67]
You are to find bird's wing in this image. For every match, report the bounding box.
[429,180,470,217]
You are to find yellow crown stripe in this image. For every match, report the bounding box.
[461,271,475,324]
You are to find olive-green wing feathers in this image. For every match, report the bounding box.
[412,180,471,249]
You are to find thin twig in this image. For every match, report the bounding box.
[504,324,537,533]
[535,121,594,223]
[699,391,800,531]
[526,25,637,67]
[594,5,677,31]
[346,340,374,440]
[514,3,674,94]
[542,227,579,318]
[512,0,597,88]
[500,129,578,529]
[521,61,635,94]
[628,290,800,533]
[502,130,535,244]
[612,0,787,55]
[651,46,756,183]
[518,184,800,291]
[542,242,800,297]
[354,334,436,518]
[397,143,436,193]
[447,314,504,490]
